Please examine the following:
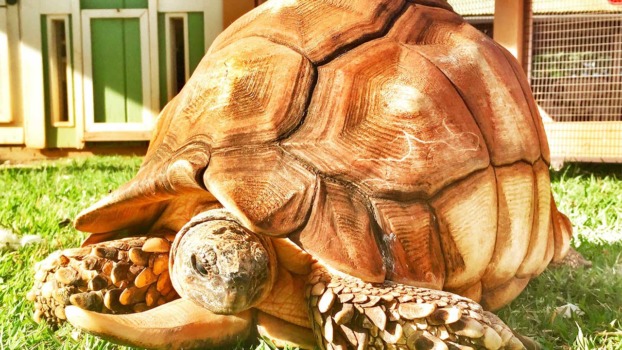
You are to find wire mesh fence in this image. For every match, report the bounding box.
[451,0,622,163]
[530,14,622,123]
[529,1,622,163]
[447,0,494,16]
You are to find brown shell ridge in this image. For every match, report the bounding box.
[237,35,314,67]
[369,209,399,280]
[278,145,383,203]
[495,44,551,166]
[425,200,465,285]
[314,1,410,66]
[281,140,494,206]
[209,0,409,64]
[275,65,319,143]
[406,43,496,166]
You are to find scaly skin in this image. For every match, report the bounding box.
[28,236,178,325]
[306,265,532,350]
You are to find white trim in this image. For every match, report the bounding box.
[81,9,154,134]
[20,0,46,148]
[40,1,72,15]
[148,0,159,115]
[0,127,24,144]
[158,0,206,12]
[71,0,85,148]
[46,15,75,128]
[164,13,189,100]
[83,130,152,141]
[0,7,11,123]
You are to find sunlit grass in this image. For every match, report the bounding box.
[1,158,620,349]
[498,164,622,349]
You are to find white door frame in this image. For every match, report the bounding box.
[164,12,190,101]
[81,9,155,141]
[157,0,222,60]
[0,4,11,123]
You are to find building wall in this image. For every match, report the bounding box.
[0,0,258,149]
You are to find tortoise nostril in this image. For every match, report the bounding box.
[191,253,209,276]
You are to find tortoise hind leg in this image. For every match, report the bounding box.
[307,267,532,350]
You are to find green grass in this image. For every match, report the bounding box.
[0,157,620,349]
[498,164,622,349]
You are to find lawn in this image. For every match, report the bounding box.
[0,157,620,349]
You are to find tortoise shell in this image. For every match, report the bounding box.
[76,0,572,310]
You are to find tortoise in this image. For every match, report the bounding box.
[28,0,575,348]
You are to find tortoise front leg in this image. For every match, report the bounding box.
[28,234,253,349]
[307,266,536,350]
[28,236,179,325]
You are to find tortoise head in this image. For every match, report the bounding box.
[169,210,277,314]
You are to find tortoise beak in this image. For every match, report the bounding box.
[65,298,252,349]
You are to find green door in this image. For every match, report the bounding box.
[90,17,143,124]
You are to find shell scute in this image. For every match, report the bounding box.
[389,5,541,166]
[292,180,386,283]
[481,163,535,290]
[171,36,314,149]
[282,38,489,199]
[204,147,316,236]
[430,167,497,290]
[516,160,553,277]
[371,199,445,290]
[209,0,406,63]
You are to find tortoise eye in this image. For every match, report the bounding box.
[191,253,210,276]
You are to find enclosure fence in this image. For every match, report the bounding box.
[449,0,622,164]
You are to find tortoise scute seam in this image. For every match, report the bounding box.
[209,0,410,64]
[496,44,551,165]
[280,148,551,306]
